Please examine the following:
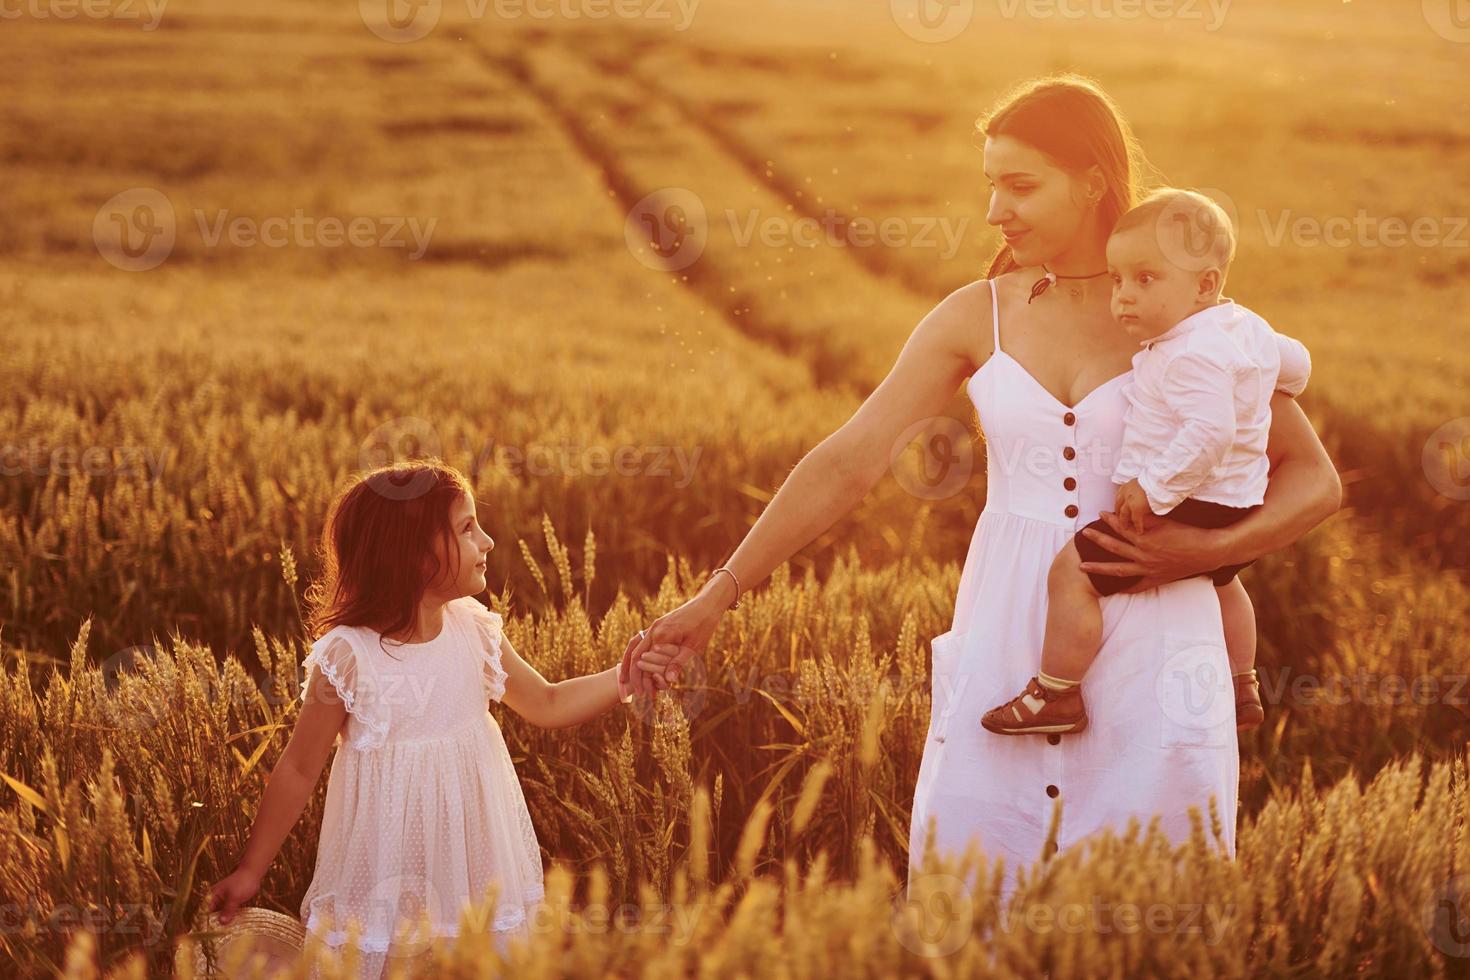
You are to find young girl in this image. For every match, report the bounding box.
[207,460,636,976]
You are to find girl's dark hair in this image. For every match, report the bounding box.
[304,458,477,653]
[977,74,1143,279]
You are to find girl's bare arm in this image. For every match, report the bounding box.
[231,669,346,876]
[499,634,624,729]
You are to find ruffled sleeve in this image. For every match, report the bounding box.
[299,628,390,752]
[458,597,509,703]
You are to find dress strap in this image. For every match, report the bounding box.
[988,278,1002,354]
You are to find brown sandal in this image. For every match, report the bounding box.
[981,675,1088,736]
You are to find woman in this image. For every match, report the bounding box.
[619,75,1340,905]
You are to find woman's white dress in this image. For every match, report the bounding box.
[907,279,1239,907]
[297,595,545,977]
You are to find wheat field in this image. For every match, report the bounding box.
[2,0,1469,975]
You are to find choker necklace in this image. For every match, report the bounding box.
[1027,264,1109,303]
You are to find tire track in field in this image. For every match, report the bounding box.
[473,41,862,396]
[600,51,943,302]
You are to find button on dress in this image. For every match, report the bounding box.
[907,279,1239,908]
[297,595,545,977]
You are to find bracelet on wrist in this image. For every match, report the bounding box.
[709,565,741,609]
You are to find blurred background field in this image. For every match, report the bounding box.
[2,0,1469,974]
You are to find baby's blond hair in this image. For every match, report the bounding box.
[1113,187,1236,279]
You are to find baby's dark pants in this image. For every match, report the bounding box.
[1074,498,1262,597]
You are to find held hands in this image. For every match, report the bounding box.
[618,580,730,697]
[206,865,262,927]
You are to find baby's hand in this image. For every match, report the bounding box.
[1114,479,1153,536]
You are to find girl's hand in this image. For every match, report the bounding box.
[1077,511,1228,594]
[620,585,729,696]
[206,866,263,926]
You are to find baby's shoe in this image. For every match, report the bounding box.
[1234,668,1264,731]
[981,675,1087,736]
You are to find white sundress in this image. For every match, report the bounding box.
[297,595,545,977]
[907,279,1240,910]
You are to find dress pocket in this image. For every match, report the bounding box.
[1153,633,1234,748]
[928,629,967,743]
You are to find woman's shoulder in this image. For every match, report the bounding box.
[913,278,1000,373]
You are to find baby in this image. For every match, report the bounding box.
[981,188,1311,737]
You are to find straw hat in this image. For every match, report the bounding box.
[177,907,306,978]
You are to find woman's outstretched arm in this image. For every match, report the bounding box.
[1078,392,1342,590]
[620,280,992,694]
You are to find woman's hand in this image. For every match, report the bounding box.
[1076,510,1229,594]
[619,583,730,696]
[206,865,263,926]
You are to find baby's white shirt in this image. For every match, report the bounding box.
[1113,299,1312,514]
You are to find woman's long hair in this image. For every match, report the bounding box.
[304,459,477,651]
[977,74,1145,279]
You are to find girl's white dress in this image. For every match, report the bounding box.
[297,595,545,977]
[907,280,1240,909]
